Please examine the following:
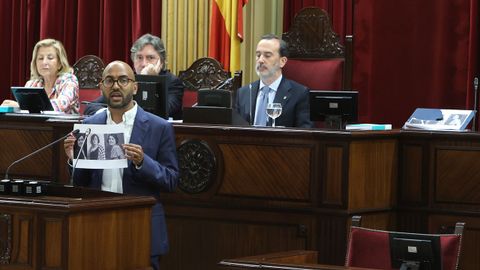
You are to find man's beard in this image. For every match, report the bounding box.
[107,92,134,109]
[256,63,280,80]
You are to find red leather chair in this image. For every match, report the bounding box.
[73,55,105,114]
[178,57,242,108]
[282,7,353,90]
[345,216,464,270]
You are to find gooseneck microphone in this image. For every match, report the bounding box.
[249,84,253,125]
[4,129,80,180]
[70,128,91,185]
[473,77,479,131]
[81,101,108,107]
[216,77,234,90]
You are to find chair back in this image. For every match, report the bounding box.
[73,55,105,114]
[282,7,353,90]
[178,57,242,108]
[345,216,464,270]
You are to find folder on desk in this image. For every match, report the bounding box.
[403,108,474,131]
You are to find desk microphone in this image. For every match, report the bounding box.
[81,101,107,107]
[216,77,234,90]
[473,77,479,131]
[4,129,80,180]
[249,84,253,125]
[70,128,91,185]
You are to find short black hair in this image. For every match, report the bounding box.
[260,34,289,57]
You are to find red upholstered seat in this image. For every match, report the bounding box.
[345,216,464,270]
[283,59,344,90]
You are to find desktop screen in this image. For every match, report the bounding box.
[389,232,442,270]
[134,74,169,119]
[309,90,358,129]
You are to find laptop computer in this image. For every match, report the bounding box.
[11,87,54,113]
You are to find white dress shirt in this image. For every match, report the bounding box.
[101,103,138,193]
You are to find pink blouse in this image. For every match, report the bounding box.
[25,72,80,114]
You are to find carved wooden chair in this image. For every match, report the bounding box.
[346,216,464,270]
[178,57,242,108]
[282,7,353,90]
[72,55,105,114]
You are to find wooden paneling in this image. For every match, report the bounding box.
[323,146,343,205]
[42,217,64,268]
[0,187,154,270]
[435,147,480,204]
[400,144,424,204]
[218,143,311,200]
[163,206,314,270]
[348,139,397,210]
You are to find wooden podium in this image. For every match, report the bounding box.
[0,184,155,270]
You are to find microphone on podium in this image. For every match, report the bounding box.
[4,129,80,180]
[70,128,91,185]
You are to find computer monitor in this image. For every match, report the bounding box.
[389,232,442,270]
[134,74,169,119]
[11,87,54,113]
[309,90,358,129]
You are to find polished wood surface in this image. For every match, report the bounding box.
[1,117,480,269]
[0,185,154,270]
[218,250,376,270]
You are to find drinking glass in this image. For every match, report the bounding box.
[266,103,282,127]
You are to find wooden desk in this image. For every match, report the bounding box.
[0,184,154,270]
[163,124,398,269]
[1,117,479,269]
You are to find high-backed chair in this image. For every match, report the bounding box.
[178,57,242,108]
[282,7,353,90]
[73,55,105,114]
[346,216,464,270]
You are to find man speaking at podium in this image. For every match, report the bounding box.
[63,61,179,270]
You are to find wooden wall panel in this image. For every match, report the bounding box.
[163,206,313,270]
[218,143,311,201]
[323,146,343,205]
[42,217,64,268]
[348,139,397,210]
[400,144,424,204]
[435,147,480,204]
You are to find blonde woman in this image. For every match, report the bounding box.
[2,38,79,114]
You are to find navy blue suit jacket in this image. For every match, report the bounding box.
[74,106,179,255]
[234,77,313,128]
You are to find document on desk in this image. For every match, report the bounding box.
[403,108,474,131]
[72,124,128,169]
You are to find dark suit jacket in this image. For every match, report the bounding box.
[234,77,313,128]
[74,106,179,255]
[84,70,185,119]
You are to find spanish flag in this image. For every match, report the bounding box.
[208,0,248,74]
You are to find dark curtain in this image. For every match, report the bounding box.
[284,0,479,128]
[0,0,162,101]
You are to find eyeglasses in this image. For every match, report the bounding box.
[100,76,135,88]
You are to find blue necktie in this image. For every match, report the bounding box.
[255,86,270,126]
